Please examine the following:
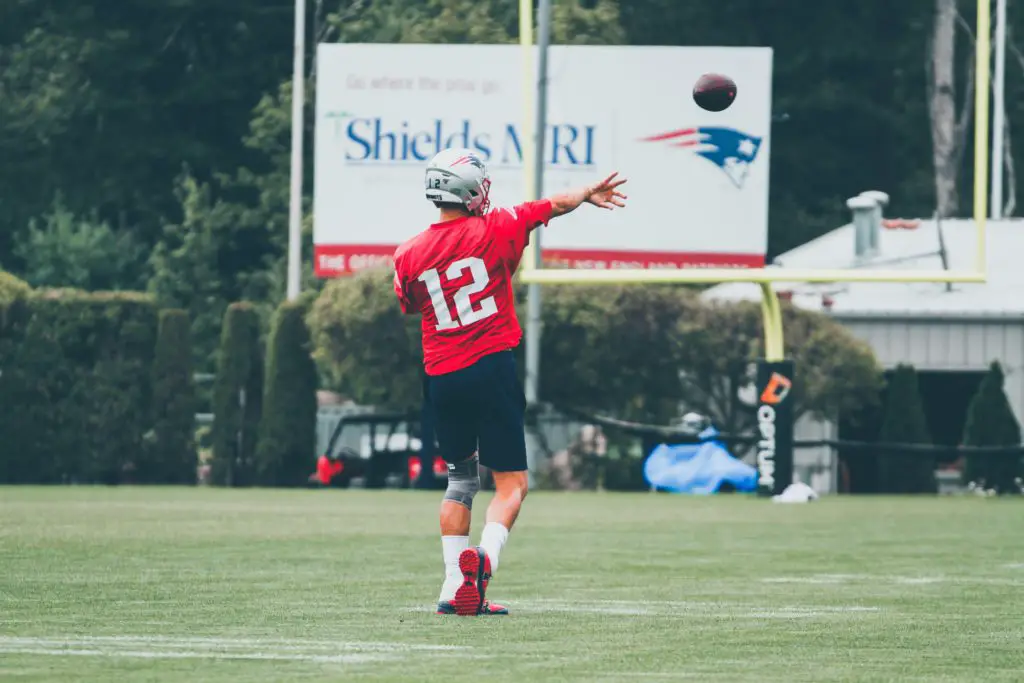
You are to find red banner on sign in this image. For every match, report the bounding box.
[314,245,765,277]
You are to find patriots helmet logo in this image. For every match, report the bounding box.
[451,153,486,170]
[641,127,764,189]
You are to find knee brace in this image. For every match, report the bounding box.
[443,455,480,509]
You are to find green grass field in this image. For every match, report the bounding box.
[1,488,1022,682]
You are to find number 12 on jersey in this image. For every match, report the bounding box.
[418,257,498,331]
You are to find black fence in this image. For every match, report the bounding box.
[564,407,1024,458]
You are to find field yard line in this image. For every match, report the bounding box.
[480,599,882,618]
[761,576,851,584]
[595,674,701,680]
[0,635,476,664]
[0,635,465,652]
[0,646,387,664]
[743,607,880,619]
[521,598,880,609]
[761,573,1023,586]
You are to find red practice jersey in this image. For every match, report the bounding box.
[393,200,553,376]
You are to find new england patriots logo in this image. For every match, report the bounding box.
[641,127,763,189]
[451,154,485,169]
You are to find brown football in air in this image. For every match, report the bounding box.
[693,73,737,112]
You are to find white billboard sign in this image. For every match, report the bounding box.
[313,44,773,275]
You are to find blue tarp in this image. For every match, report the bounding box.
[643,426,758,494]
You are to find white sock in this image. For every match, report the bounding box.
[438,535,469,602]
[479,522,510,573]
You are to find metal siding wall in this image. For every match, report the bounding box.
[998,324,1024,425]
[835,317,1024,426]
[793,414,836,494]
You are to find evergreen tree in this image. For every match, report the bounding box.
[962,362,1022,493]
[255,302,318,487]
[211,303,263,486]
[878,364,935,494]
[146,309,197,484]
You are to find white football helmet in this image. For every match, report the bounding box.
[424,148,491,215]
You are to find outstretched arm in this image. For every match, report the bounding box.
[548,173,628,218]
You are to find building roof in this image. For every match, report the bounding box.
[704,218,1024,318]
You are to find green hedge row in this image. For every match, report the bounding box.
[0,291,197,484]
[0,290,320,487]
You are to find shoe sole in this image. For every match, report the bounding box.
[452,547,485,616]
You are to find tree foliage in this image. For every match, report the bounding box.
[211,302,263,486]
[15,198,148,291]
[329,0,515,44]
[255,301,319,487]
[0,271,31,306]
[877,364,935,494]
[147,309,197,484]
[308,269,422,409]
[0,0,294,266]
[962,361,1022,492]
[149,175,236,372]
[539,285,701,424]
[308,272,883,436]
[148,83,319,370]
[676,299,883,438]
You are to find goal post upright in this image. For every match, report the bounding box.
[519,0,536,259]
[974,0,991,273]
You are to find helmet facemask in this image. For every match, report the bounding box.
[467,178,492,216]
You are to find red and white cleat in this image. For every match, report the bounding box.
[477,601,508,615]
[435,600,508,615]
[451,546,491,616]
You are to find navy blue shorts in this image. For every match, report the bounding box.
[425,350,527,472]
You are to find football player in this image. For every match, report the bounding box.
[393,148,627,616]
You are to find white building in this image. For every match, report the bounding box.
[705,193,1024,493]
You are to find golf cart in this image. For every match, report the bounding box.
[317,411,447,489]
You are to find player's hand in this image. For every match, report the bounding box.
[585,173,628,210]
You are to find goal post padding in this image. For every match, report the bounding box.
[755,359,795,497]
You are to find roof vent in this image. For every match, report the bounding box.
[846,194,879,260]
[858,191,889,253]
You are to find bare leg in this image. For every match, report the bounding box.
[479,470,528,572]
[440,500,471,536]
[486,470,528,530]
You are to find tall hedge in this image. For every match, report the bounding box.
[0,290,158,484]
[211,302,263,487]
[877,364,935,494]
[255,301,318,487]
[962,362,1022,493]
[146,309,197,484]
